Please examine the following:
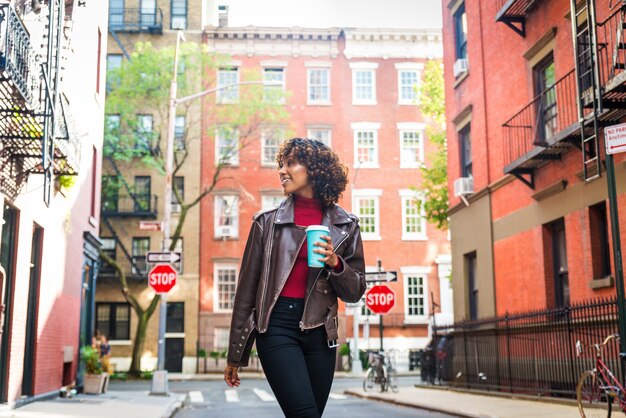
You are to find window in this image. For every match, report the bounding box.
[261,127,284,166]
[352,123,380,168]
[108,0,124,29]
[106,114,120,140]
[140,0,156,28]
[465,251,477,320]
[307,68,330,104]
[454,3,468,60]
[96,29,102,94]
[590,202,611,280]
[214,195,239,239]
[213,328,230,350]
[134,176,151,212]
[100,238,117,273]
[533,53,557,144]
[352,189,381,240]
[171,0,187,29]
[136,114,153,151]
[350,62,378,105]
[261,194,283,210]
[263,68,285,103]
[132,237,150,275]
[459,124,472,177]
[399,190,426,240]
[359,266,381,323]
[398,123,425,168]
[174,115,185,150]
[547,218,569,308]
[217,68,239,103]
[101,175,119,213]
[96,303,130,340]
[215,127,239,166]
[402,267,429,323]
[395,62,423,104]
[106,55,122,91]
[214,263,238,312]
[307,127,331,146]
[171,176,184,212]
[166,302,184,333]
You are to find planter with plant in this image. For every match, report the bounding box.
[81,345,109,394]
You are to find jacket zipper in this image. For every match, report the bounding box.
[299,231,351,331]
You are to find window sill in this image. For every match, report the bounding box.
[403,317,429,325]
[352,163,379,169]
[352,101,377,106]
[109,340,132,346]
[589,275,614,290]
[307,101,332,106]
[401,234,428,241]
[398,100,419,106]
[399,163,424,170]
[453,71,469,89]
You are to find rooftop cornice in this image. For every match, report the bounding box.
[204,26,343,41]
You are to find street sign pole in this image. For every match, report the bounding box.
[606,154,626,364]
[377,260,383,352]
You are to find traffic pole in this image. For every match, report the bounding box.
[377,259,384,352]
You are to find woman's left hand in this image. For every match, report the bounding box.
[315,235,339,268]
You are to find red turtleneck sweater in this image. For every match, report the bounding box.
[280,195,323,298]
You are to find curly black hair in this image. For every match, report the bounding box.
[276,138,349,208]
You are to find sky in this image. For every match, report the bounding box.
[221,0,443,30]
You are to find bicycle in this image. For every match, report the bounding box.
[575,333,624,417]
[362,351,399,393]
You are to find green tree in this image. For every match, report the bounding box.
[99,42,289,376]
[414,60,448,230]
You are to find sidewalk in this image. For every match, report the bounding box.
[344,385,582,418]
[0,390,185,418]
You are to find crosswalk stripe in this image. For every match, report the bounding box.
[252,388,276,402]
[328,392,348,400]
[225,389,240,402]
[188,391,204,403]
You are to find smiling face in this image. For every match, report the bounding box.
[278,152,314,198]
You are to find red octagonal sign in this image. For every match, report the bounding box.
[148,263,177,294]
[365,284,396,315]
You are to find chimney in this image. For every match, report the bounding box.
[218,5,228,27]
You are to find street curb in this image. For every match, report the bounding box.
[162,394,187,418]
[414,384,580,408]
[343,390,488,418]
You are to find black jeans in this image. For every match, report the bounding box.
[256,297,336,418]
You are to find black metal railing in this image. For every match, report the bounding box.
[495,0,536,19]
[502,69,579,168]
[101,193,158,218]
[108,8,163,34]
[0,3,37,107]
[430,297,620,398]
[595,6,626,93]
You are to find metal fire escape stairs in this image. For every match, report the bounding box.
[571,0,603,182]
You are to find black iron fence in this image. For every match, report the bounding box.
[430,297,621,398]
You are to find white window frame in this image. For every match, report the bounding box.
[395,62,423,105]
[398,122,426,168]
[401,266,430,324]
[174,115,186,151]
[214,195,239,239]
[213,327,230,351]
[261,126,284,167]
[352,122,380,169]
[213,263,239,313]
[399,189,427,241]
[352,189,382,241]
[261,194,283,210]
[350,62,378,105]
[217,66,240,104]
[215,127,239,166]
[359,265,381,323]
[306,126,332,146]
[262,67,286,104]
[306,62,331,105]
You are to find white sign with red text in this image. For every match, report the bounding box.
[604,123,626,155]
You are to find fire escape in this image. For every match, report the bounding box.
[99,4,164,279]
[0,1,79,205]
[498,0,626,189]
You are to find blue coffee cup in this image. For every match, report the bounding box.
[305,225,330,268]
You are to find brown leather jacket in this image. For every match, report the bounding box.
[227,195,366,367]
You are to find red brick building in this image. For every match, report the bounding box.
[442,0,626,320]
[198,21,449,370]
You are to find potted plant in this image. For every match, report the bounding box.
[81,345,109,394]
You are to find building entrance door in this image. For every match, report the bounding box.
[165,338,184,372]
[0,204,18,402]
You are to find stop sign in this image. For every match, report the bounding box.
[365,285,396,315]
[148,264,177,294]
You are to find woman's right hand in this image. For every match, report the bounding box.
[224,364,241,388]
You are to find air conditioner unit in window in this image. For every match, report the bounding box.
[454,177,474,197]
[171,203,181,213]
[453,58,469,78]
[217,225,233,238]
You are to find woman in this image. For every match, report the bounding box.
[224,138,366,417]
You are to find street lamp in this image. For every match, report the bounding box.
[151,30,281,395]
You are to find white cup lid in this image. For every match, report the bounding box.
[305,225,329,232]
